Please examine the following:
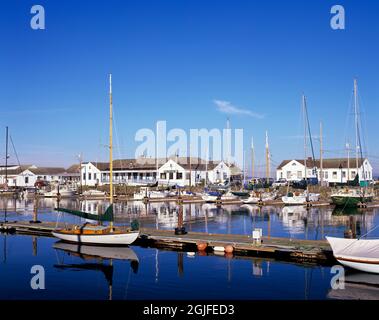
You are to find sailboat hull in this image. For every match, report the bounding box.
[331,196,373,207]
[52,230,140,245]
[326,236,379,274]
[335,258,379,274]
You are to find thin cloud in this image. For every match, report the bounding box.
[213,100,264,119]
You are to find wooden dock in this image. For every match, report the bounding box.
[0,220,335,265]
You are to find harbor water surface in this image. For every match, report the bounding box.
[1,198,379,300]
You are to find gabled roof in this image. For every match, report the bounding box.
[28,167,66,175]
[66,164,80,174]
[277,158,367,170]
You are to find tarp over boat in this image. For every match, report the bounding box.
[326,236,379,262]
[55,204,114,222]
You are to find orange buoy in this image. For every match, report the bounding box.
[197,242,208,251]
[224,245,234,253]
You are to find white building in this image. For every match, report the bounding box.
[79,157,241,187]
[0,165,69,187]
[80,162,102,187]
[157,158,233,186]
[276,158,373,184]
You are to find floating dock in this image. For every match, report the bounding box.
[0,220,335,265]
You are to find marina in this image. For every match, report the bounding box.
[1,197,379,299]
[2,0,379,306]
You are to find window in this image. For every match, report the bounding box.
[324,171,328,179]
[160,173,166,179]
[286,171,291,179]
[297,171,302,179]
[186,173,190,179]
[94,173,97,180]
[351,171,356,179]
[332,171,337,179]
[280,172,283,179]
[88,173,92,180]
[169,172,174,179]
[83,173,86,180]
[25,177,29,184]
[342,171,346,178]
[177,172,183,179]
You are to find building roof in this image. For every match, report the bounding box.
[28,167,67,175]
[277,158,367,170]
[66,164,80,174]
[0,165,33,175]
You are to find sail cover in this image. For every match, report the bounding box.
[326,236,379,261]
[55,204,114,222]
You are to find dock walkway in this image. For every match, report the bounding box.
[0,220,334,265]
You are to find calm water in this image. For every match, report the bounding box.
[1,197,379,300]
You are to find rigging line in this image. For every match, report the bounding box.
[9,135,21,169]
[304,100,316,168]
[123,260,133,300]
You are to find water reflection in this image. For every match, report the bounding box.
[0,233,357,300]
[53,242,139,300]
[1,198,379,240]
[328,271,379,300]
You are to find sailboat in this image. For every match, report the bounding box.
[52,74,140,245]
[282,96,320,205]
[331,79,374,207]
[327,79,378,274]
[326,236,379,274]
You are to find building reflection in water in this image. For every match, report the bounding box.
[1,198,378,240]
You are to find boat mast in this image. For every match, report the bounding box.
[109,74,114,228]
[346,142,350,184]
[189,147,192,187]
[302,95,307,181]
[79,152,83,195]
[205,146,208,187]
[354,79,359,180]
[265,131,270,185]
[5,127,8,189]
[243,149,246,185]
[320,122,323,186]
[251,137,254,180]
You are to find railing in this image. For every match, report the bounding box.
[101,177,157,185]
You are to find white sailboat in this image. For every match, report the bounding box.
[133,187,168,200]
[52,74,140,245]
[243,191,277,204]
[326,236,379,274]
[282,190,320,205]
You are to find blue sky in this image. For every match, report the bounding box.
[0,0,378,175]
